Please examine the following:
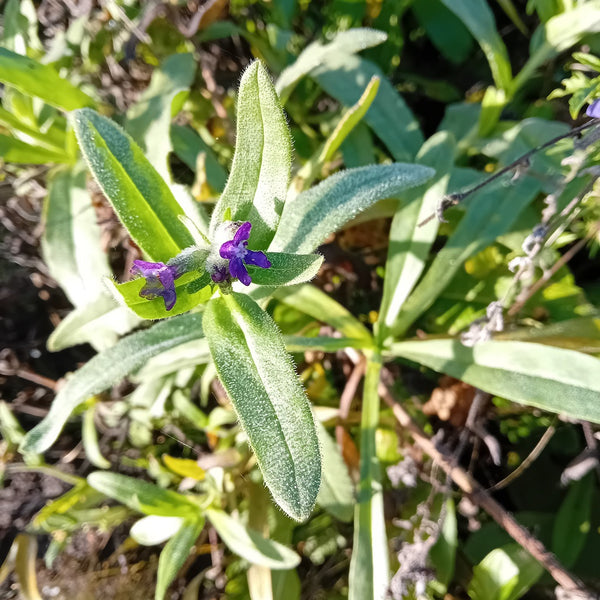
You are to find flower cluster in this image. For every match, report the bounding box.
[130,260,182,311]
[130,221,271,311]
[216,221,271,286]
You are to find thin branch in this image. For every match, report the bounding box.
[378,378,592,595]
[419,120,599,227]
[508,223,599,317]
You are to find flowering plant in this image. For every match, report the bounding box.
[21,61,433,529]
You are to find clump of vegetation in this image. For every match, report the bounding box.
[1,1,600,599]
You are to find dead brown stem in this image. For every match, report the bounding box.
[378,379,592,595]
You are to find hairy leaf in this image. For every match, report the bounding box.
[210,61,291,249]
[270,163,434,254]
[204,293,321,521]
[72,108,193,261]
[20,314,204,454]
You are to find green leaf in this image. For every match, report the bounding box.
[210,61,291,249]
[413,0,474,64]
[110,271,212,320]
[315,420,354,523]
[206,508,301,569]
[391,176,540,337]
[552,475,593,568]
[0,133,71,164]
[349,357,389,600]
[0,48,94,111]
[285,336,371,353]
[41,164,111,307]
[276,28,387,102]
[126,53,196,181]
[203,293,321,521]
[274,284,373,345]
[171,124,228,192]
[478,86,508,137]
[430,499,457,587]
[514,6,600,94]
[87,471,200,518]
[293,76,380,192]
[378,132,455,338]
[270,163,434,255]
[82,406,110,469]
[20,313,204,454]
[0,105,67,152]
[156,518,204,600]
[439,0,513,93]
[312,54,423,161]
[72,108,193,262]
[130,515,184,546]
[249,252,323,287]
[47,293,140,352]
[469,544,543,600]
[387,340,600,423]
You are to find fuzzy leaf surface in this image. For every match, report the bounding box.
[20,314,204,454]
[72,108,193,261]
[203,293,321,521]
[210,61,291,248]
[249,252,323,287]
[270,163,433,254]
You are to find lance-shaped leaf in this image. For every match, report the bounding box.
[387,340,600,423]
[270,163,434,255]
[72,108,193,262]
[156,518,204,600]
[203,293,321,521]
[206,509,301,569]
[0,134,71,164]
[276,28,387,102]
[379,132,455,337]
[47,293,140,352]
[312,53,423,162]
[126,53,196,181]
[210,61,291,249]
[42,164,111,307]
[248,252,323,287]
[0,48,94,111]
[87,471,200,518]
[20,313,205,454]
[439,0,513,93]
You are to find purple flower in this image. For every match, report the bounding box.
[586,99,600,118]
[130,260,182,311]
[218,221,271,286]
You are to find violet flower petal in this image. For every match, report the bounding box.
[233,221,252,244]
[244,249,271,269]
[586,99,600,118]
[219,240,238,260]
[229,257,251,285]
[130,259,181,311]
